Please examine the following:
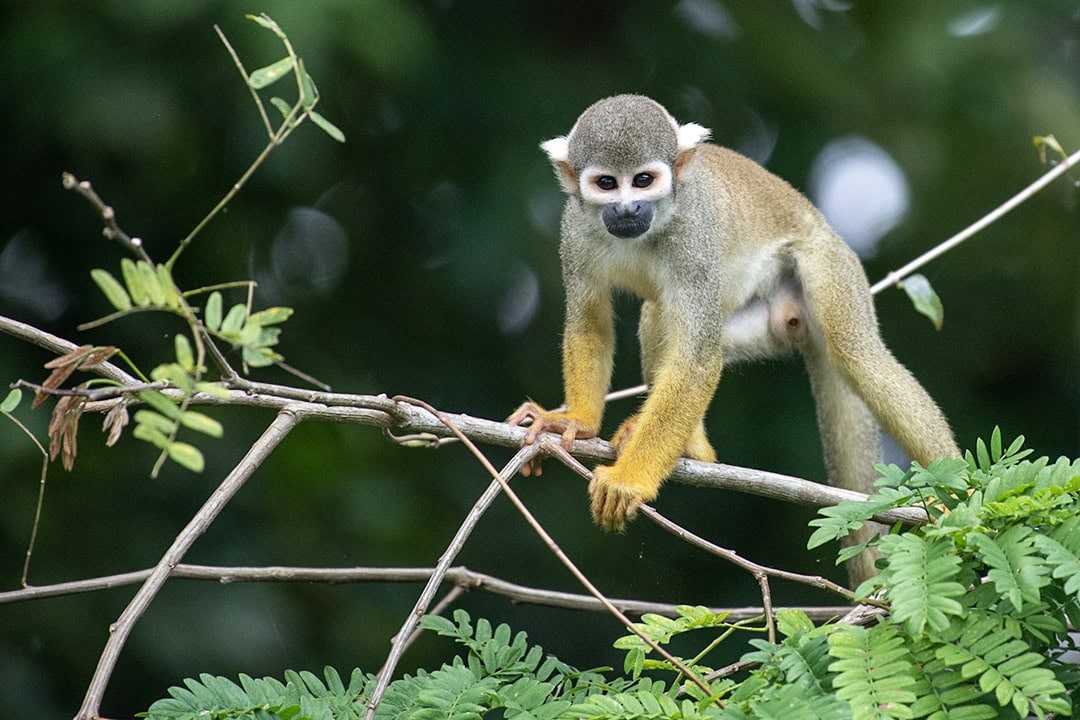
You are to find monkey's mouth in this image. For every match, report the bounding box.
[601,201,654,239]
[606,221,650,239]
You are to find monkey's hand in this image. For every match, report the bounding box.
[507,401,598,477]
[589,464,657,532]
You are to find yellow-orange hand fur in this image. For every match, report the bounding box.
[590,413,718,531]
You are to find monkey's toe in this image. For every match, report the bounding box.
[610,414,640,456]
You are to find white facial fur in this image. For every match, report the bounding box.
[578,161,673,207]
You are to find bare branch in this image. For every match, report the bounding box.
[61,172,154,263]
[189,383,929,526]
[75,409,301,720]
[0,314,138,386]
[0,320,929,527]
[390,396,719,707]
[0,563,856,621]
[366,443,538,720]
[871,145,1080,294]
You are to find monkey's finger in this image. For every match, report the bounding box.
[523,457,544,477]
[506,401,543,427]
[560,425,579,452]
[523,423,545,445]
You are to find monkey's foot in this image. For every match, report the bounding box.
[507,401,597,477]
[684,427,718,463]
[589,464,658,532]
[611,413,717,463]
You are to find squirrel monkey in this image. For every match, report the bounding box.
[510,95,959,580]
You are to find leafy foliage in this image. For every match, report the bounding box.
[144,431,1079,719]
[140,666,372,720]
[15,15,339,477]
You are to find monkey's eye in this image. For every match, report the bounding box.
[595,176,617,191]
[632,173,654,188]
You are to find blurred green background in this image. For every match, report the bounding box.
[1,1,1077,715]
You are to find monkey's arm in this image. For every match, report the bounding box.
[591,305,723,530]
[509,288,614,456]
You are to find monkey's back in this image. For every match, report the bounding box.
[692,144,828,246]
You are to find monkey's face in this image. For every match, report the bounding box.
[579,162,674,240]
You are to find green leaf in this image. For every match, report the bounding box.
[419,614,458,637]
[899,273,944,330]
[1034,134,1067,164]
[134,410,175,436]
[174,334,195,373]
[245,13,285,38]
[179,411,223,439]
[299,63,316,109]
[139,390,181,420]
[221,304,247,336]
[150,362,192,393]
[194,382,231,400]
[132,421,170,449]
[137,260,166,306]
[1,388,22,413]
[269,96,293,119]
[775,609,814,639]
[971,527,1049,612]
[879,534,965,635]
[156,264,181,309]
[309,110,346,142]
[167,442,204,472]
[248,56,295,89]
[243,346,279,368]
[205,291,223,331]
[90,268,133,311]
[828,624,916,720]
[120,258,149,306]
[247,306,294,326]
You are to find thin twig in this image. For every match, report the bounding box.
[215,24,273,138]
[1,409,51,587]
[0,563,855,620]
[0,314,138,386]
[391,396,719,705]
[61,172,154,264]
[12,378,167,402]
[366,444,538,720]
[395,585,468,656]
[642,507,863,645]
[74,409,301,720]
[870,146,1080,294]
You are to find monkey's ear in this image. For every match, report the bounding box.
[540,137,578,194]
[674,123,711,182]
[676,122,711,150]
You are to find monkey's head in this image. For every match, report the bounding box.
[541,95,711,240]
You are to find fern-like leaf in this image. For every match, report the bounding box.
[876,534,965,636]
[142,667,370,720]
[906,640,996,720]
[970,527,1050,612]
[562,686,688,719]
[1034,517,1080,600]
[808,487,915,549]
[828,623,917,720]
[934,612,1070,718]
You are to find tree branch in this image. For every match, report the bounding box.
[0,318,928,527]
[0,562,855,621]
[870,145,1080,293]
[366,443,538,719]
[75,408,301,720]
